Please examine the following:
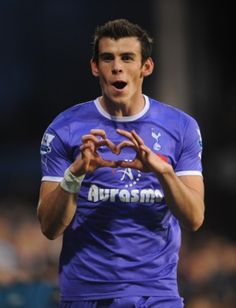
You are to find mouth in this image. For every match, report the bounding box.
[112,81,127,90]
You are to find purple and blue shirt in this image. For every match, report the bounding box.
[40,95,203,300]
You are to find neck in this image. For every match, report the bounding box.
[99,94,145,117]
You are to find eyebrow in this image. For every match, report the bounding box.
[99,52,136,58]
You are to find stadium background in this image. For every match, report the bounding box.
[0,1,235,307]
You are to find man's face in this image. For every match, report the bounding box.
[91,37,153,105]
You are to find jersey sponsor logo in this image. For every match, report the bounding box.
[151,128,161,151]
[87,157,164,204]
[116,159,142,188]
[88,184,164,203]
[40,133,55,155]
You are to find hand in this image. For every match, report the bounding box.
[70,128,171,177]
[116,129,171,174]
[69,129,118,176]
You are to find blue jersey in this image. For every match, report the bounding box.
[40,95,203,301]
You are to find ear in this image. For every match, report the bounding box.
[142,57,154,77]
[90,59,99,77]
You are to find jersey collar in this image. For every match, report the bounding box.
[94,95,150,122]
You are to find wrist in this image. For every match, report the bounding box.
[60,167,85,194]
[155,163,174,180]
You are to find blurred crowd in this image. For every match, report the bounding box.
[179,230,236,307]
[0,200,61,307]
[0,200,61,285]
[0,201,235,307]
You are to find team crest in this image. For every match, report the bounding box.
[151,128,161,151]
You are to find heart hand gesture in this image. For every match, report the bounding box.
[116,129,170,175]
[69,128,170,177]
[69,129,119,176]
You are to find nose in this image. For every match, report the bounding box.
[112,59,122,74]
[112,68,122,74]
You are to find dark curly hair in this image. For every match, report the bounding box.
[92,19,153,65]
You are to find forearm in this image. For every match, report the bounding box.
[37,183,77,240]
[158,167,205,231]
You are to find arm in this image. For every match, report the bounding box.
[37,181,77,240]
[37,129,117,240]
[116,129,205,231]
[158,170,204,231]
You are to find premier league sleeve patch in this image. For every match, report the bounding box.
[40,133,55,155]
[40,128,71,178]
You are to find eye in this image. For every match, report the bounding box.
[121,54,134,61]
[100,53,114,62]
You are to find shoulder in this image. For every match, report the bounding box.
[148,97,199,129]
[47,100,96,132]
[52,100,94,125]
[41,100,97,146]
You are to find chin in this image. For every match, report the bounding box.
[114,97,129,105]
[107,93,127,103]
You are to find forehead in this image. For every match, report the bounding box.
[98,37,141,55]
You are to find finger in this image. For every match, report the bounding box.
[80,143,95,153]
[96,139,117,153]
[131,130,145,146]
[82,135,104,152]
[81,134,99,144]
[90,129,107,139]
[116,140,136,154]
[140,144,152,153]
[99,158,118,168]
[116,128,132,138]
[116,129,139,147]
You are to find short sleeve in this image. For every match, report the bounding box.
[40,127,72,182]
[175,117,203,176]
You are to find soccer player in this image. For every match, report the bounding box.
[37,19,205,308]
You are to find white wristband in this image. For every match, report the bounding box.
[60,168,85,194]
